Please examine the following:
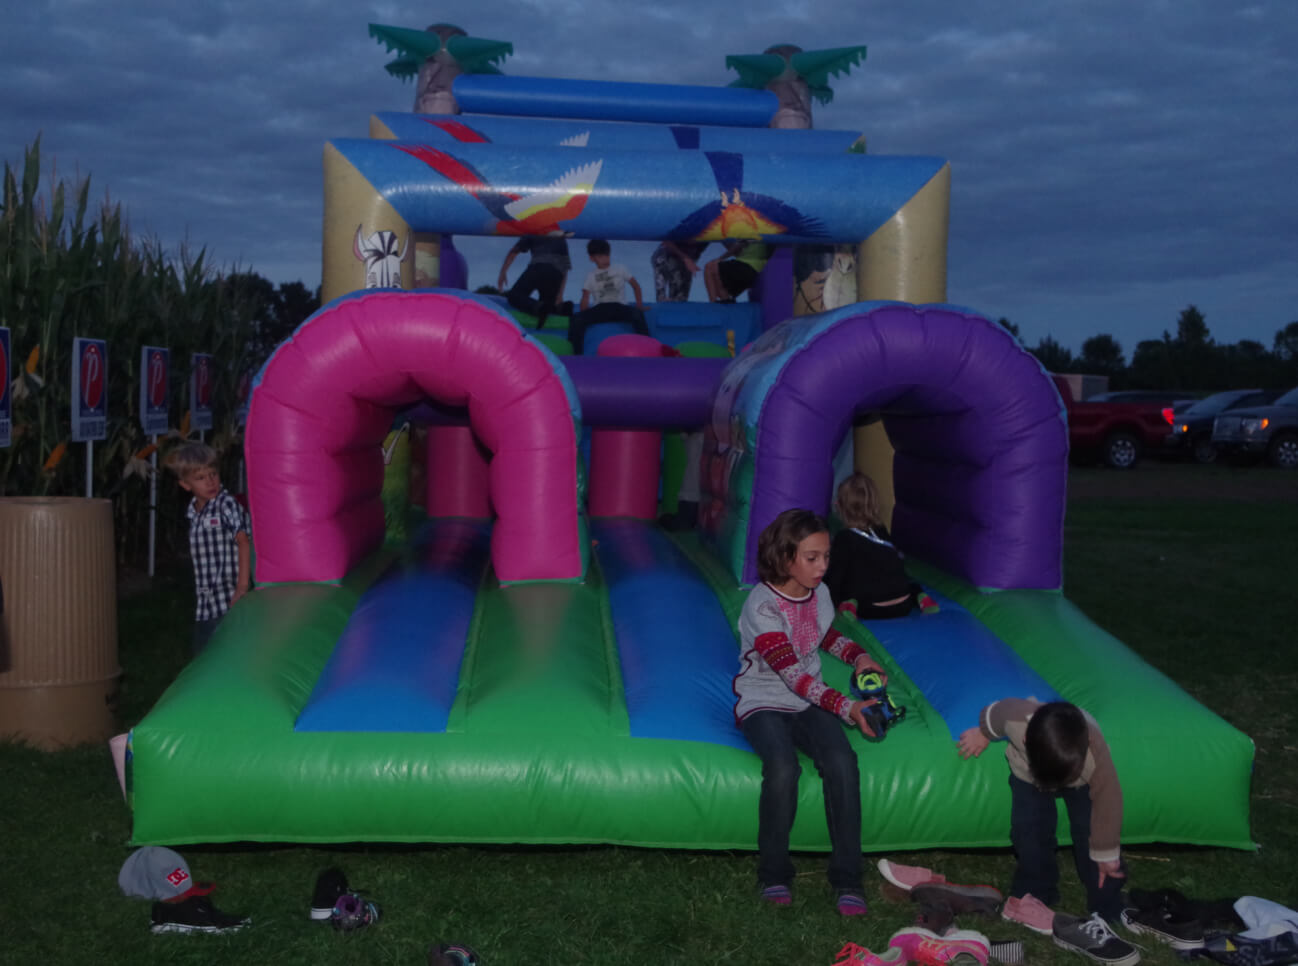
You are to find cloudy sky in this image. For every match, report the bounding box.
[4,0,1294,354]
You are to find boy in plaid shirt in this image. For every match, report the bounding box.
[165,443,251,654]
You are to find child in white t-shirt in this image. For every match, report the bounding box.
[567,239,650,353]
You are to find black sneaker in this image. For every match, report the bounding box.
[311,867,349,921]
[1200,929,1298,966]
[1052,912,1141,965]
[1121,906,1205,950]
[150,895,251,934]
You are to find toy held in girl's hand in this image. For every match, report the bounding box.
[850,670,906,740]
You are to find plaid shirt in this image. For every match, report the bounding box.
[187,488,251,621]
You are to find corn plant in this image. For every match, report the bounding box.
[1,139,305,570]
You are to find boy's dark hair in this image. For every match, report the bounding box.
[756,508,828,584]
[1024,702,1089,790]
[836,472,883,530]
[586,239,611,257]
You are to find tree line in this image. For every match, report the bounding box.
[1002,306,1298,392]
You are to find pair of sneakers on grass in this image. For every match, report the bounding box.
[878,858,1146,965]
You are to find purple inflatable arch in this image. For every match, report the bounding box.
[744,303,1068,590]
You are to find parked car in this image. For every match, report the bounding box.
[1164,389,1284,464]
[1211,386,1298,468]
[1087,389,1200,414]
[1052,376,1173,469]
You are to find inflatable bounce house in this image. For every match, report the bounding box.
[126,27,1253,853]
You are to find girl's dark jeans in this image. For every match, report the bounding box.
[740,706,863,892]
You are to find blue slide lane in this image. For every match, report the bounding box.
[592,520,750,751]
[295,520,490,733]
[859,593,1059,740]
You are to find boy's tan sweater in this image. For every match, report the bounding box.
[979,698,1123,863]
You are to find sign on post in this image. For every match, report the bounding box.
[139,346,170,435]
[0,327,10,448]
[71,337,109,442]
[190,352,214,432]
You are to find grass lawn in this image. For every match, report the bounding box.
[1,462,1294,965]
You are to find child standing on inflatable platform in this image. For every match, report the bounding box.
[733,508,888,917]
[705,239,770,303]
[824,473,940,620]
[958,699,1139,965]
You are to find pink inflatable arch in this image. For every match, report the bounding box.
[245,290,584,584]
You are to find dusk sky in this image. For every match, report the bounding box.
[4,1,1294,354]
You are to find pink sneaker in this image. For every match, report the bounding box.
[888,927,990,965]
[832,942,906,965]
[876,858,947,892]
[1001,894,1055,935]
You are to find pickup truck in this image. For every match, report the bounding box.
[1211,385,1298,468]
[1051,375,1174,469]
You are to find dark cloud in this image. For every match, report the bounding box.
[3,0,1294,351]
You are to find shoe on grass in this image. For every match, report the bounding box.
[311,867,349,921]
[888,926,990,965]
[877,858,946,892]
[150,895,251,934]
[1120,906,1204,950]
[1052,912,1140,966]
[1002,894,1055,935]
[912,881,1003,917]
[832,942,905,965]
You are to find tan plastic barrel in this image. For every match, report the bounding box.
[0,497,120,749]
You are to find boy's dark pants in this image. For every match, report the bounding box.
[1008,774,1125,921]
[506,264,564,326]
[740,707,862,892]
[566,303,649,353]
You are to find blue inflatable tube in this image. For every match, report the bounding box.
[330,138,947,244]
[452,75,779,127]
[373,112,865,155]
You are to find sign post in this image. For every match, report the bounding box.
[0,328,11,450]
[140,346,170,577]
[71,337,109,496]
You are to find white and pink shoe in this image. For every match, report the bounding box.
[876,858,947,892]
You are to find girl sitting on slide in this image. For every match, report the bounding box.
[824,473,940,620]
[733,508,887,915]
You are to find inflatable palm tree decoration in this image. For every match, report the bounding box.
[368,22,513,114]
[726,45,867,129]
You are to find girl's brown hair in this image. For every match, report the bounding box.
[756,508,828,584]
[835,472,883,530]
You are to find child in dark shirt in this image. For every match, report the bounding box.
[823,473,939,619]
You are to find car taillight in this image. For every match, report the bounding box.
[1162,407,1175,425]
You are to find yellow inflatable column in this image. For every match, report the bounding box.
[368,116,440,287]
[322,142,415,303]
[853,163,951,524]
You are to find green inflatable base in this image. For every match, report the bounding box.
[127,541,1254,851]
